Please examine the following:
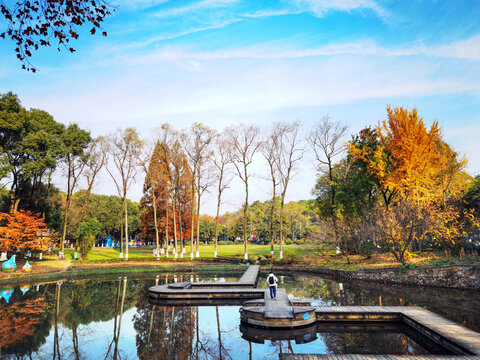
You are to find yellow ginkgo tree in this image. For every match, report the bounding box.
[348,105,472,263]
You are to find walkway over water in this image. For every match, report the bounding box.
[280,356,480,360]
[148,265,262,302]
[148,265,480,357]
[241,302,480,356]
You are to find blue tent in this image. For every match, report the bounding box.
[98,234,113,247]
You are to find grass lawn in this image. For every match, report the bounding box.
[59,244,300,261]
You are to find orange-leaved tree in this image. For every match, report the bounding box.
[0,210,51,252]
[348,106,471,263]
[348,105,443,206]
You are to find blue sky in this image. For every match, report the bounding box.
[1,0,480,214]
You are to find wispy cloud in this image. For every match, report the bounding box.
[286,0,388,19]
[106,35,480,65]
[129,18,242,47]
[113,0,169,10]
[426,35,480,62]
[154,0,239,18]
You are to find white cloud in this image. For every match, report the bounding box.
[104,35,480,65]
[130,19,242,47]
[12,35,480,213]
[426,35,480,62]
[113,0,169,10]
[154,0,239,18]
[287,0,388,19]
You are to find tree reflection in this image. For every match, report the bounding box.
[0,296,49,356]
[133,290,195,359]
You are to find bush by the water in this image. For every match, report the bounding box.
[257,253,276,265]
[279,249,300,264]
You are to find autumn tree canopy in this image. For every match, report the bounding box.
[141,139,194,245]
[312,105,477,264]
[0,209,51,252]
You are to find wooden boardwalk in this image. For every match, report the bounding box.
[279,355,480,360]
[241,302,480,355]
[313,307,480,355]
[241,288,316,328]
[265,288,293,319]
[148,265,262,302]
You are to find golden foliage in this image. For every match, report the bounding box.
[0,210,51,251]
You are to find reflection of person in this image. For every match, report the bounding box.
[266,272,278,299]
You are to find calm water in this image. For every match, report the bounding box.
[0,272,479,359]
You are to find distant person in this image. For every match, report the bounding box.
[266,271,278,299]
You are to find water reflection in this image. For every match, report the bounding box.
[0,272,478,359]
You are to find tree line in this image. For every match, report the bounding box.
[1,92,479,263]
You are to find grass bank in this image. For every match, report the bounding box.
[0,263,248,285]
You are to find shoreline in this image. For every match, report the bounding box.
[1,260,479,290]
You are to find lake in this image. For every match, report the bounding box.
[1,272,479,359]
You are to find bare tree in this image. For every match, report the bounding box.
[78,136,107,227]
[276,122,304,259]
[307,117,347,252]
[227,124,262,260]
[59,124,91,258]
[262,126,281,255]
[212,131,233,258]
[106,128,143,260]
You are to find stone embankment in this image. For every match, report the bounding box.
[278,265,480,290]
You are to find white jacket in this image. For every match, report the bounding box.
[266,273,278,288]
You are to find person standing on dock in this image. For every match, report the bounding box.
[266,271,278,299]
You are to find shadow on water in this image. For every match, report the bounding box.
[0,272,478,359]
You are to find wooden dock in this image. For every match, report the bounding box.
[241,303,480,356]
[279,355,480,360]
[147,266,480,357]
[148,265,262,302]
[241,288,317,328]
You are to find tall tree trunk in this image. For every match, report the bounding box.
[178,188,184,258]
[173,196,178,259]
[152,191,160,260]
[165,203,169,257]
[270,192,275,256]
[190,183,195,260]
[243,177,249,260]
[60,197,70,256]
[214,191,222,258]
[119,205,124,258]
[196,192,200,258]
[280,199,285,259]
[124,201,129,260]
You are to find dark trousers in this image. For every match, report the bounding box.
[269,286,276,299]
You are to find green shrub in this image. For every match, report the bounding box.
[218,241,226,245]
[285,239,293,245]
[399,263,417,273]
[257,253,276,265]
[281,249,300,264]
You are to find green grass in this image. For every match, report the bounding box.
[0,264,248,286]
[60,244,301,261]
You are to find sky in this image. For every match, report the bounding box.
[1,0,480,215]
